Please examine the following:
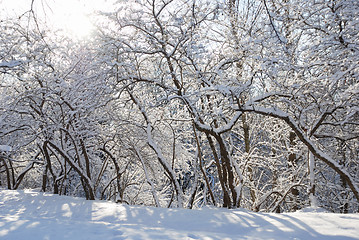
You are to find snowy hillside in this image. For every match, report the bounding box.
[0,190,358,240]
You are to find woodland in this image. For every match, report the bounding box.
[0,0,358,213]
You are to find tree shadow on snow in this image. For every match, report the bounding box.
[0,190,124,239]
[0,190,358,240]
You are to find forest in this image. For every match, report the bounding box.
[0,0,358,213]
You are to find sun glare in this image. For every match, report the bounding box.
[54,10,94,39]
[51,0,94,39]
[0,0,116,40]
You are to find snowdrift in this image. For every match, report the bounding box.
[0,189,358,239]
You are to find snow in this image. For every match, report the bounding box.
[1,190,358,240]
[0,60,22,68]
[0,145,12,152]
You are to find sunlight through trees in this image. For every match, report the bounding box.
[0,0,358,213]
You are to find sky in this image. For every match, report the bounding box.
[0,0,117,38]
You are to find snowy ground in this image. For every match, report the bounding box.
[0,189,358,240]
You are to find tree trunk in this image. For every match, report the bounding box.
[44,141,95,200]
[0,157,12,189]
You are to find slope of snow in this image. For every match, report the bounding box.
[0,189,358,240]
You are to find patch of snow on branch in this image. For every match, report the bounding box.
[0,60,22,68]
[0,145,12,152]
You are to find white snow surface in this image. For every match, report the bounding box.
[0,189,358,240]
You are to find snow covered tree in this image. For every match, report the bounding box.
[1,0,357,212]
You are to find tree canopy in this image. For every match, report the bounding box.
[1,0,358,213]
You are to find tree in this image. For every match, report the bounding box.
[1,0,357,212]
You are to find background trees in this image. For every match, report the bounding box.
[1,0,358,212]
